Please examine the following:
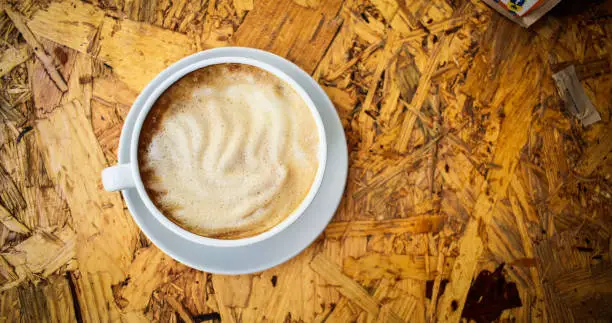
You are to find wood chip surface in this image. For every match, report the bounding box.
[0,0,611,321]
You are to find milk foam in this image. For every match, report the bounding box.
[139,64,319,239]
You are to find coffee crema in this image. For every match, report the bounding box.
[138,64,319,239]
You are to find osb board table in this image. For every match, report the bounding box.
[0,0,611,322]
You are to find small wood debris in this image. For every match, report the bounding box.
[166,296,195,323]
[1,227,76,290]
[310,253,402,321]
[4,8,67,92]
[0,203,29,234]
[0,96,26,126]
[0,45,30,78]
[343,254,453,281]
[324,215,445,238]
[0,165,26,214]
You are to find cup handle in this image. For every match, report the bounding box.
[102,164,135,191]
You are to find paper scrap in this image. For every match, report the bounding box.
[552,65,601,126]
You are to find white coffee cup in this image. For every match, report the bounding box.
[102,56,327,248]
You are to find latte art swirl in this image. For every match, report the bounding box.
[139,64,319,239]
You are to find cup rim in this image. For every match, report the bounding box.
[129,56,328,247]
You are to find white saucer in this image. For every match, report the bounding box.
[118,48,348,274]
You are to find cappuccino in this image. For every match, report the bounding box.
[138,64,319,239]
